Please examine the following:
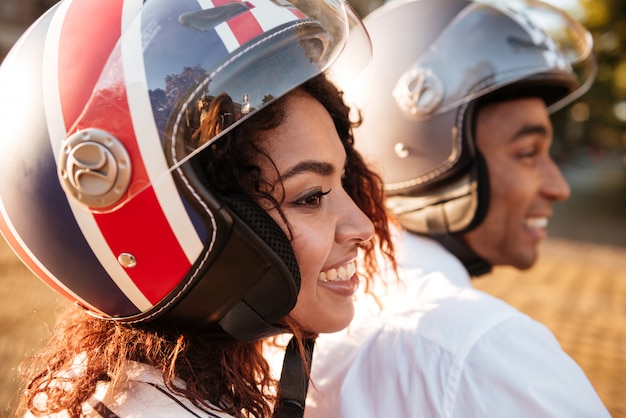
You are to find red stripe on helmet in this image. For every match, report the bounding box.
[57,0,194,305]
[58,0,126,129]
[227,12,264,46]
[287,7,307,19]
[210,0,264,45]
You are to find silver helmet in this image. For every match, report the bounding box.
[331,0,596,235]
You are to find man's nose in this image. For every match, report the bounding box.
[542,158,571,202]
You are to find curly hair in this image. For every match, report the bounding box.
[17,73,395,417]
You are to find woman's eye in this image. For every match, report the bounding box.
[294,189,331,207]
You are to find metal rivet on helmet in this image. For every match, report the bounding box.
[118,253,137,269]
[394,143,411,159]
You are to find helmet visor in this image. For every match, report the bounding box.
[56,0,370,213]
[391,0,596,120]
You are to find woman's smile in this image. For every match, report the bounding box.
[319,260,357,282]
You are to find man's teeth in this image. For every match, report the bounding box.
[525,217,548,229]
[319,261,357,282]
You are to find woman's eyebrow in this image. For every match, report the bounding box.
[279,161,334,182]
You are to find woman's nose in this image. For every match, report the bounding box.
[335,190,375,244]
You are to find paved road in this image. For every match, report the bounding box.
[475,238,626,417]
[0,238,64,416]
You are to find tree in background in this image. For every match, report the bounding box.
[571,0,626,160]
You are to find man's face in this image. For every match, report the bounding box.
[461,97,570,269]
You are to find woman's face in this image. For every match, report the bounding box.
[257,91,374,334]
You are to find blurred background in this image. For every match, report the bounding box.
[0,0,625,416]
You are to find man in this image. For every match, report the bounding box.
[303,0,610,416]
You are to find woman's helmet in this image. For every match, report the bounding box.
[0,0,369,341]
[334,0,596,235]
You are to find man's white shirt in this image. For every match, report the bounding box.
[299,232,609,417]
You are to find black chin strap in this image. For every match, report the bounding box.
[273,336,315,418]
[432,233,492,277]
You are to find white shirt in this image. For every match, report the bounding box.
[302,232,610,417]
[26,361,234,418]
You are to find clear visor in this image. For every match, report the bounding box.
[392,0,596,120]
[59,0,370,213]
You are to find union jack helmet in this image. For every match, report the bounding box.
[0,0,369,341]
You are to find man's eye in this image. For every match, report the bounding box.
[518,148,539,161]
[294,189,331,207]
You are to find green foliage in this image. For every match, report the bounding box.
[559,0,626,153]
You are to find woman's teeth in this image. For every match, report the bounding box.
[319,261,357,282]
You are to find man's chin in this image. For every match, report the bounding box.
[510,248,539,270]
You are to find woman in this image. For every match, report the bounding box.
[0,0,393,416]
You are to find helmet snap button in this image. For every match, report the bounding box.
[118,253,137,268]
[394,143,411,158]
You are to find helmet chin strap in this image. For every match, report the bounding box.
[274,336,315,418]
[431,233,492,277]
